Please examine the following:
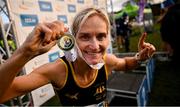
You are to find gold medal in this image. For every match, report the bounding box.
[57,33,75,51]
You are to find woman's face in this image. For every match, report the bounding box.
[76,15,109,65]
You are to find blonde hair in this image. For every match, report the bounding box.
[71,7,110,37]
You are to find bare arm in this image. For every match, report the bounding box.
[105,32,156,74]
[0,21,66,101]
[0,59,67,103]
[105,54,139,73]
[0,65,50,102]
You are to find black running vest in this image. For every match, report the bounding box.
[55,57,108,106]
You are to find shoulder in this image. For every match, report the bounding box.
[104,53,120,64]
[38,58,67,74]
[104,53,125,72]
[104,54,119,72]
[34,58,67,87]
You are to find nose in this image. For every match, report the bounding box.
[89,38,99,50]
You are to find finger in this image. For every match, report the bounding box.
[52,21,66,39]
[139,48,149,61]
[64,24,69,32]
[146,47,152,58]
[35,23,53,45]
[138,32,147,51]
[43,24,54,45]
[52,20,66,37]
[40,41,56,54]
[144,47,153,59]
[44,22,60,41]
[144,42,151,47]
[148,45,156,58]
[52,21,70,40]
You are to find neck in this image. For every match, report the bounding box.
[74,57,96,77]
[72,57,98,86]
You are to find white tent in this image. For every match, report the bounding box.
[107,0,165,12]
[148,0,165,4]
[107,0,130,12]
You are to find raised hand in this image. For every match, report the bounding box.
[21,20,66,58]
[137,32,156,61]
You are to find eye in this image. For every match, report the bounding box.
[79,33,90,41]
[97,33,107,41]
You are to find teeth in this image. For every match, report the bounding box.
[87,52,99,55]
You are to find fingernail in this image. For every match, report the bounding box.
[64,24,69,32]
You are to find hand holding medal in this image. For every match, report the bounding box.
[57,33,75,51]
[57,24,75,52]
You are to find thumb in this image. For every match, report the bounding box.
[39,41,56,54]
[138,32,147,51]
[138,48,149,61]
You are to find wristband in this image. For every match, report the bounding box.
[135,53,143,65]
[135,53,148,65]
[135,52,140,61]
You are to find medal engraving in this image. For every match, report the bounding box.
[57,33,75,51]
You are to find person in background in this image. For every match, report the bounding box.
[0,7,155,106]
[152,2,180,105]
[115,12,132,52]
[160,2,180,68]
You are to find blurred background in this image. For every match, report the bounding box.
[1,0,179,106]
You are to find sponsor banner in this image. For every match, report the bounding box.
[31,84,55,106]
[57,15,68,23]
[77,0,84,4]
[39,13,57,23]
[48,51,60,62]
[38,1,53,12]
[93,0,98,5]
[68,4,76,13]
[6,0,107,105]
[20,14,38,26]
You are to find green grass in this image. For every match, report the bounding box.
[114,23,164,53]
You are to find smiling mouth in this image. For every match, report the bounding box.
[84,51,102,56]
[83,51,104,63]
